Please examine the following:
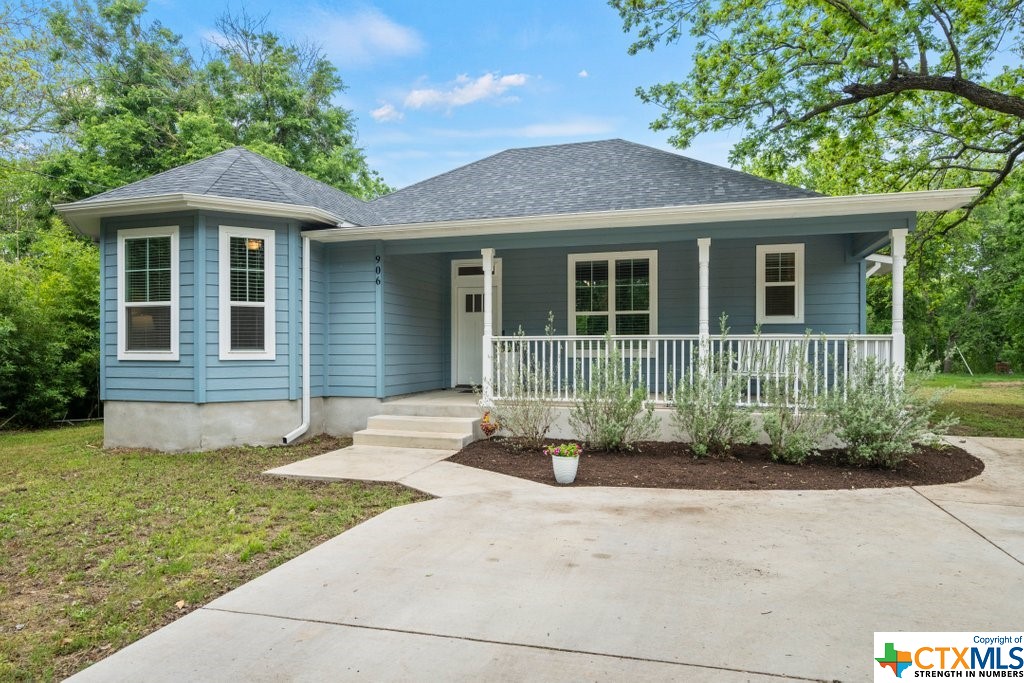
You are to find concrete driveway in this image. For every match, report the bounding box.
[71,437,1023,682]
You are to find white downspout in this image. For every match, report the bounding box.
[283,235,311,444]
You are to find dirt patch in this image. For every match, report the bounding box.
[448,438,984,490]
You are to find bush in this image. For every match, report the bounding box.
[671,319,754,457]
[490,314,556,448]
[758,337,829,464]
[824,353,957,468]
[568,335,657,451]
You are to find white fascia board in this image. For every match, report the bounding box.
[55,193,349,238]
[305,187,980,243]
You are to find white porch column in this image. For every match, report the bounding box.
[697,238,711,339]
[481,247,495,405]
[890,228,907,371]
[697,238,711,376]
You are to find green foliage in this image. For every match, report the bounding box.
[757,338,829,465]
[0,223,99,426]
[569,334,658,451]
[670,320,754,457]
[492,314,557,448]
[824,354,957,468]
[612,0,1024,215]
[41,1,389,201]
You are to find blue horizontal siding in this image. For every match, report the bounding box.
[324,243,379,397]
[383,253,447,396]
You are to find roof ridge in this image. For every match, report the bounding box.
[621,139,821,196]
[238,150,314,205]
[202,148,244,194]
[82,146,240,201]
[373,147,515,202]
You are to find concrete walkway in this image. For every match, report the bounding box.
[71,437,1024,682]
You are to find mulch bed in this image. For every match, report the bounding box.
[448,437,984,490]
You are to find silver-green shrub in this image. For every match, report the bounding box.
[824,353,957,468]
[569,334,658,451]
[759,336,829,464]
[491,313,557,448]
[670,317,755,457]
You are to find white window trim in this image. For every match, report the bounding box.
[567,250,658,336]
[219,226,276,361]
[756,243,805,325]
[117,226,180,361]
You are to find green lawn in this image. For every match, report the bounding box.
[0,425,425,681]
[922,373,1024,438]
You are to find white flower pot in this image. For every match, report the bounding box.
[552,455,579,484]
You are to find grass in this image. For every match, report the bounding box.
[0,425,426,681]
[922,373,1024,438]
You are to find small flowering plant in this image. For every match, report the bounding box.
[544,442,582,458]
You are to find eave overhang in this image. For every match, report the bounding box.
[304,187,980,243]
[54,193,351,238]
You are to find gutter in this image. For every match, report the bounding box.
[283,235,311,444]
[305,187,981,243]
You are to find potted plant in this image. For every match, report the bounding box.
[544,442,582,484]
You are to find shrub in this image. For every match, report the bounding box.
[490,313,557,448]
[671,318,754,457]
[758,337,829,464]
[824,353,957,468]
[568,334,657,451]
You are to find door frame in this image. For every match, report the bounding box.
[450,257,503,387]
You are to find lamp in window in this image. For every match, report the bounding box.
[246,238,263,251]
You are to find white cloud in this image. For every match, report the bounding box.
[285,7,423,67]
[404,72,529,110]
[370,103,404,123]
[578,69,589,78]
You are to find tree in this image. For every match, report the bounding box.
[612,0,1024,232]
[41,1,389,201]
[0,2,59,158]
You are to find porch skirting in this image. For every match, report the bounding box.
[103,397,387,451]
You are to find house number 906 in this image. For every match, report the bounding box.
[375,255,382,285]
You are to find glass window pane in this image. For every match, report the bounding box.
[148,270,170,301]
[576,314,608,336]
[125,239,148,270]
[765,285,796,317]
[765,251,796,284]
[125,271,148,302]
[126,306,171,350]
[230,237,247,269]
[147,237,170,269]
[246,240,264,269]
[575,260,609,313]
[592,283,607,311]
[248,271,264,303]
[230,271,247,302]
[616,313,650,335]
[231,306,265,350]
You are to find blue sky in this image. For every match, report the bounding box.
[145,0,740,189]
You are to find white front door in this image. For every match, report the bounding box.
[451,260,501,386]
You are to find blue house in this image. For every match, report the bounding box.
[57,139,976,450]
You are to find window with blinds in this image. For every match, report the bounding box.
[756,244,804,324]
[118,227,179,360]
[219,227,276,360]
[569,251,657,336]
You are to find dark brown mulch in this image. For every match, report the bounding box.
[448,438,984,490]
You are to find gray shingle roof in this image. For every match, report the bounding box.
[76,147,384,226]
[368,139,820,225]
[70,139,820,228]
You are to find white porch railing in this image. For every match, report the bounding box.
[490,334,894,406]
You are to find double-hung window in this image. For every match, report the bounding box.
[756,243,804,324]
[568,250,657,335]
[117,226,179,360]
[219,226,276,360]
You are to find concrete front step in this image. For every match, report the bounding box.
[366,414,479,434]
[353,428,475,450]
[378,400,482,419]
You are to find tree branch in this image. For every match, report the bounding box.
[843,75,1024,118]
